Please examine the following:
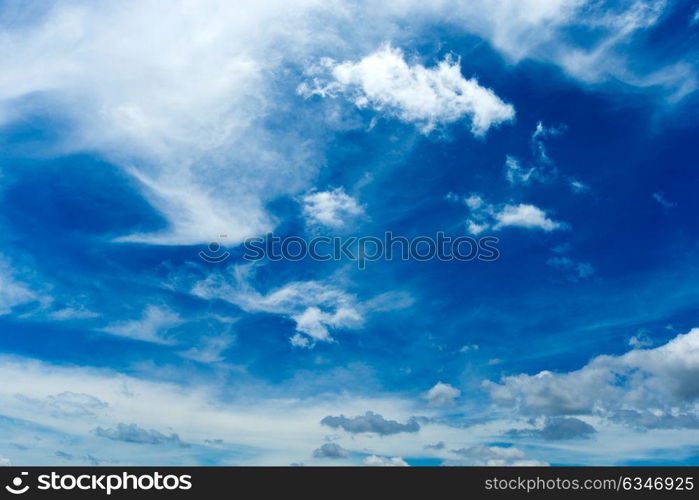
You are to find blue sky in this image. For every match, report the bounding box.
[1,0,699,466]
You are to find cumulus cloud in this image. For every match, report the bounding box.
[313,442,350,459]
[94,423,181,445]
[363,455,409,466]
[299,45,515,135]
[450,445,546,466]
[507,417,597,440]
[102,305,183,344]
[321,411,420,435]
[302,187,364,228]
[422,382,461,408]
[450,194,565,234]
[484,328,699,429]
[494,204,563,231]
[291,306,362,344]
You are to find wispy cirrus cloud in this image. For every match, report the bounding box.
[191,266,364,347]
[0,257,38,315]
[102,305,183,345]
[0,0,691,248]
[191,264,409,348]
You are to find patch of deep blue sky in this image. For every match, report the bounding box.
[0,1,698,453]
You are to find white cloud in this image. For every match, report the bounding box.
[102,305,183,344]
[531,121,564,164]
[3,351,699,465]
[191,265,365,347]
[0,353,428,465]
[652,192,677,210]
[507,416,596,440]
[569,179,589,193]
[291,306,362,344]
[179,334,235,364]
[422,382,461,408]
[321,411,420,435]
[302,187,364,228]
[300,45,515,135]
[439,0,696,100]
[0,0,691,248]
[380,1,695,100]
[628,330,652,349]
[289,334,311,349]
[504,122,565,186]
[190,266,411,348]
[363,454,409,466]
[313,442,350,459]
[449,445,547,466]
[0,0,337,246]
[94,423,181,445]
[0,257,38,315]
[46,392,109,418]
[494,204,563,231]
[484,328,699,429]
[504,156,537,185]
[452,194,565,234]
[49,305,99,321]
